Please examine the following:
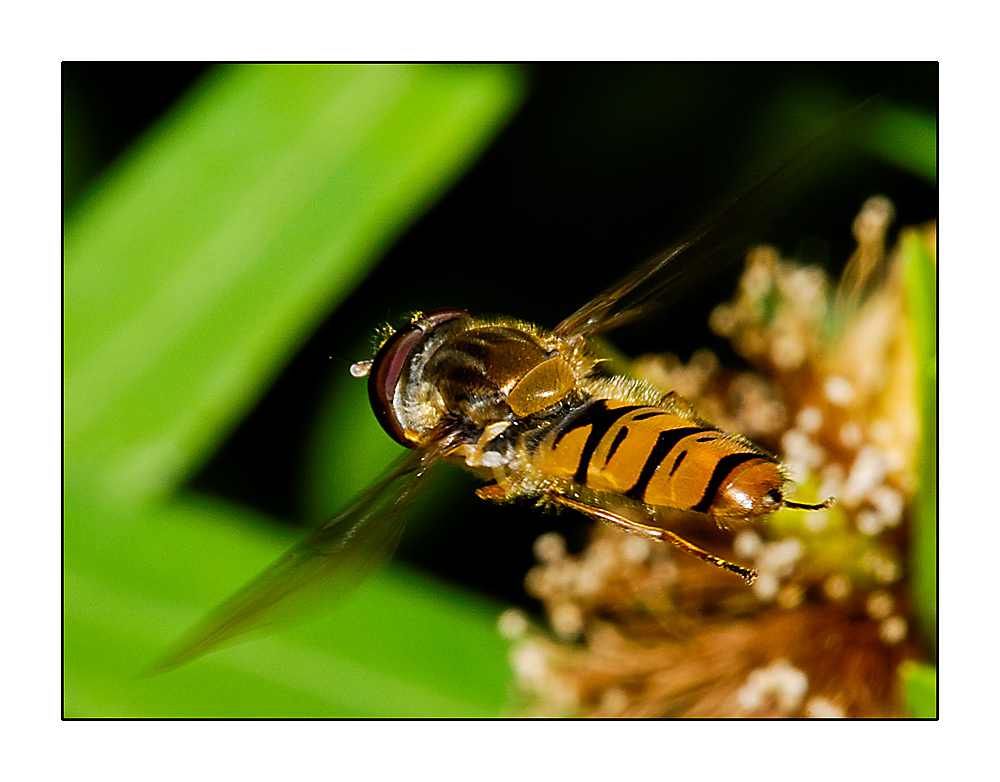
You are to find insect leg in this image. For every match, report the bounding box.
[547,491,758,585]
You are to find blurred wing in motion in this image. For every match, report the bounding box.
[553,102,872,340]
[150,447,441,674]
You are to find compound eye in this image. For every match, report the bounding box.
[368,308,469,447]
[368,325,425,447]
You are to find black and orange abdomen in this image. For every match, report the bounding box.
[534,398,785,518]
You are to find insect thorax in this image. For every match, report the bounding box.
[393,317,592,442]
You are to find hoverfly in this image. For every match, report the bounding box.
[154,111,860,673]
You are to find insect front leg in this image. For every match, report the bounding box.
[546,490,758,585]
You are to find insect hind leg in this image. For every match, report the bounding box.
[546,491,758,585]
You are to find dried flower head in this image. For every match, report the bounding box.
[504,197,935,718]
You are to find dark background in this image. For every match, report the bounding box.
[63,63,937,609]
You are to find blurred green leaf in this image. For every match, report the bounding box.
[900,660,937,718]
[64,63,524,511]
[64,63,525,717]
[64,488,510,717]
[902,228,937,655]
[862,105,937,183]
[301,347,407,519]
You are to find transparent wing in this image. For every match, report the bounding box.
[150,447,441,674]
[553,103,872,339]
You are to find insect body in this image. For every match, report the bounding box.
[530,398,785,519]
[356,307,827,587]
[154,114,853,671]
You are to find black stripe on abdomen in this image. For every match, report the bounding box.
[690,452,764,513]
[553,400,645,484]
[604,426,629,466]
[625,427,706,501]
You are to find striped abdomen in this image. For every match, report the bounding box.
[533,398,785,518]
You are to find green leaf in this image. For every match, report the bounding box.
[899,660,937,718]
[861,105,937,183]
[300,344,408,520]
[64,63,524,511]
[64,485,511,717]
[902,228,937,654]
[63,63,525,717]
